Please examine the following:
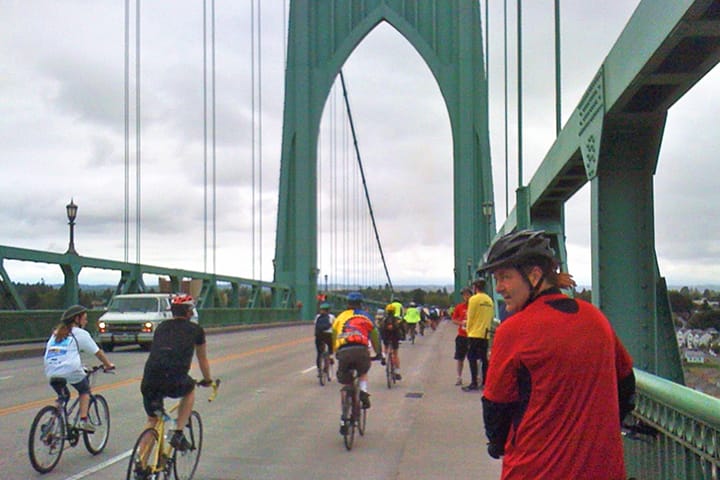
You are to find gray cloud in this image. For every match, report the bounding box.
[1,1,718,288]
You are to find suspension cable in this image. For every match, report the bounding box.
[338,70,394,292]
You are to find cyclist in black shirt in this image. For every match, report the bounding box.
[139,295,213,451]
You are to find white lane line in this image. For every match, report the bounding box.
[0,376,13,381]
[63,449,131,480]
[301,366,316,374]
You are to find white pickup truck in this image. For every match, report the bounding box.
[96,293,198,351]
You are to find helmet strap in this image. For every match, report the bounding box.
[518,265,546,310]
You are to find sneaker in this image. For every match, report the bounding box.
[78,418,95,433]
[455,378,463,386]
[133,463,151,480]
[462,383,480,392]
[339,423,348,435]
[170,430,192,452]
[394,373,402,381]
[359,391,371,409]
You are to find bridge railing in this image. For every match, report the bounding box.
[0,244,296,310]
[626,369,720,480]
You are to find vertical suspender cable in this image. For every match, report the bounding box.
[554,0,561,136]
[339,70,394,291]
[124,0,130,263]
[332,87,338,290]
[503,0,509,216]
[516,0,523,188]
[203,0,208,272]
[135,0,141,264]
[250,0,256,278]
[342,100,348,285]
[211,0,217,274]
[258,0,264,281]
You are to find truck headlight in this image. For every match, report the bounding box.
[142,322,154,333]
[97,321,107,333]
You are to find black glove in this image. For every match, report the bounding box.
[198,378,213,387]
[487,442,504,459]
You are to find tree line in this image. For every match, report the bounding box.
[4,281,720,331]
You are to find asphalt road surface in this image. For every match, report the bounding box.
[0,322,501,479]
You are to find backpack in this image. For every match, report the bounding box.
[315,313,332,333]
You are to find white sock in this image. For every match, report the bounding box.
[359,379,368,392]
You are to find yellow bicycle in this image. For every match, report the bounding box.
[125,379,220,480]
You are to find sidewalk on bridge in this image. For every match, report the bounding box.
[394,321,503,480]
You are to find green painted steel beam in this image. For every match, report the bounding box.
[496,0,720,380]
[276,0,494,319]
[0,245,292,310]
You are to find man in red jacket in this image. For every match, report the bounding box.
[478,230,635,480]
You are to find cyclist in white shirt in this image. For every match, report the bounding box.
[44,305,115,432]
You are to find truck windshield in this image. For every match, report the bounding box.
[108,297,159,313]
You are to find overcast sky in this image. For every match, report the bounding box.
[2,1,718,289]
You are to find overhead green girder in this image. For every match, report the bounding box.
[497,0,720,382]
[275,0,494,319]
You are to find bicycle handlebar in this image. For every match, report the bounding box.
[84,365,116,375]
[196,378,221,402]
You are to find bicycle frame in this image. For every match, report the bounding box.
[133,380,219,476]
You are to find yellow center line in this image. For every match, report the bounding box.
[0,336,312,418]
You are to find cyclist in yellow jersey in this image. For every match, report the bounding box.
[403,302,421,339]
[332,292,381,420]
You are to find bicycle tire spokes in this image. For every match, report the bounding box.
[173,410,203,480]
[126,428,160,480]
[28,405,65,473]
[84,394,110,454]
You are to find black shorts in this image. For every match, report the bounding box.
[381,330,401,350]
[467,337,489,362]
[336,345,371,384]
[141,374,195,417]
[454,335,469,360]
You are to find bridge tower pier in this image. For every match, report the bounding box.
[275,0,495,318]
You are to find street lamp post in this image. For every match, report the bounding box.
[467,257,473,286]
[482,201,494,244]
[66,199,78,255]
[324,274,328,293]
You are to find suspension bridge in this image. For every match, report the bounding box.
[2,0,720,477]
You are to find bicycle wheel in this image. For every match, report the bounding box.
[126,428,160,480]
[385,355,393,389]
[28,405,65,473]
[341,388,355,450]
[357,394,367,436]
[326,356,334,383]
[84,394,110,454]
[319,352,327,386]
[173,410,203,480]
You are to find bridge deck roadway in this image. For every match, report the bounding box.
[0,321,502,479]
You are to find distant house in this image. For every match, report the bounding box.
[685,350,706,364]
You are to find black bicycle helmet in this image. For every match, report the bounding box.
[61,304,88,325]
[477,229,557,275]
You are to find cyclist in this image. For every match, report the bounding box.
[43,305,115,433]
[403,302,421,340]
[139,295,213,452]
[332,292,381,429]
[478,230,635,479]
[313,302,335,377]
[379,304,403,380]
[390,298,404,319]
